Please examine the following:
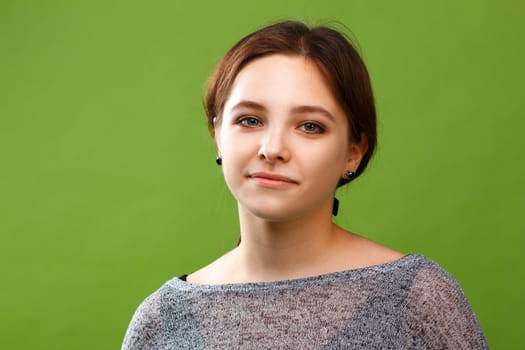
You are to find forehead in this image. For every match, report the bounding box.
[224,54,344,116]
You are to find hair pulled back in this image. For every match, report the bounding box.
[205,20,376,185]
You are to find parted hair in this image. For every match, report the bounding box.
[204,20,376,185]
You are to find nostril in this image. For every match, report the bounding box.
[257,132,290,163]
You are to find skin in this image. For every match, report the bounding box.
[189,54,403,284]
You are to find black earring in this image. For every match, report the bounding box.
[215,156,222,166]
[332,197,339,216]
[344,171,355,179]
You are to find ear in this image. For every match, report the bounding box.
[346,132,368,171]
[213,117,222,155]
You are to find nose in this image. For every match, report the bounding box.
[257,127,291,164]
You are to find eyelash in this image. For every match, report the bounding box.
[237,116,262,128]
[236,116,325,134]
[299,122,325,134]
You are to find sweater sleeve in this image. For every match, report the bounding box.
[400,262,489,349]
[121,291,162,350]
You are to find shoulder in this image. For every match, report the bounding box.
[400,255,489,349]
[121,277,205,350]
[401,255,476,316]
[121,281,178,350]
[403,255,474,310]
[405,256,464,296]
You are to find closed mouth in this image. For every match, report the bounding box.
[248,172,298,184]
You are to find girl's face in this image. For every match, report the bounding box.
[216,54,364,222]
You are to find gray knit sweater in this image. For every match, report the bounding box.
[122,254,488,349]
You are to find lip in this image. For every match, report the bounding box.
[248,172,298,187]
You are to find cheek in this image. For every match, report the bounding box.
[303,139,348,172]
[219,132,253,180]
[311,157,345,190]
[220,130,252,159]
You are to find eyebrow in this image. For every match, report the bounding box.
[290,105,336,122]
[231,100,336,121]
[230,100,268,113]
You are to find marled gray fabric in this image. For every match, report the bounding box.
[122,255,488,349]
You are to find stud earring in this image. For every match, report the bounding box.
[344,171,355,179]
[215,156,222,166]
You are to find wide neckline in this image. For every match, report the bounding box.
[167,254,425,292]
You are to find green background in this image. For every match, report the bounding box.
[1,0,523,348]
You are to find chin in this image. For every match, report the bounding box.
[235,190,331,223]
[240,202,313,223]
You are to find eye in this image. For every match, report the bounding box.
[237,116,262,128]
[299,122,324,134]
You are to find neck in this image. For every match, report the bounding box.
[234,199,340,281]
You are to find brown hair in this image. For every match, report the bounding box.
[204,20,376,185]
